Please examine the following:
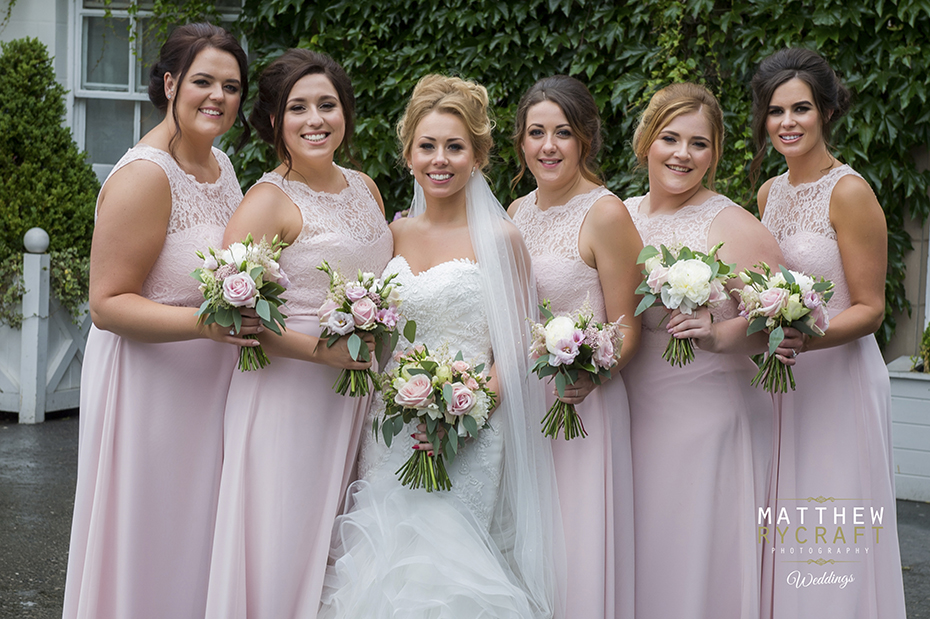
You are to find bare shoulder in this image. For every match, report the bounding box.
[831,173,882,215]
[97,159,171,221]
[757,177,776,215]
[507,194,528,219]
[713,201,766,230]
[587,193,633,227]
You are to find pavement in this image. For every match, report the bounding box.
[1,411,928,619]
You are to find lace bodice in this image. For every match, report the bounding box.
[624,193,740,330]
[255,168,393,315]
[100,144,242,307]
[513,186,612,322]
[357,256,502,528]
[761,165,858,314]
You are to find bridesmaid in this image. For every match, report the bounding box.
[62,23,256,619]
[619,82,784,619]
[752,48,907,619]
[508,75,642,619]
[203,49,392,618]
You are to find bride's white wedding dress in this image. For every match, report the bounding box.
[318,254,537,618]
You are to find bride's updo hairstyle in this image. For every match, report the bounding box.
[749,48,851,184]
[397,75,494,172]
[148,22,250,155]
[632,82,724,190]
[250,49,356,173]
[511,75,603,188]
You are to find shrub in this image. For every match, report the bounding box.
[0,37,98,325]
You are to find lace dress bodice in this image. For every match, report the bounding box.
[256,168,393,315]
[761,165,857,315]
[101,144,242,307]
[624,193,740,331]
[513,186,612,322]
[357,255,502,529]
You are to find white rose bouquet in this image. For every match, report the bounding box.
[317,261,414,397]
[528,299,625,440]
[634,243,734,366]
[375,343,496,492]
[735,263,834,392]
[192,234,289,371]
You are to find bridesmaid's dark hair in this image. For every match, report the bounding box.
[250,49,357,173]
[148,22,250,156]
[750,48,851,186]
[511,75,603,189]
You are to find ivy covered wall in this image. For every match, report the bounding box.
[222,0,930,348]
[136,0,930,348]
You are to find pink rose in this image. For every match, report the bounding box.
[465,376,480,391]
[345,283,367,302]
[351,297,378,329]
[222,272,257,308]
[593,330,615,369]
[757,287,789,318]
[318,299,339,323]
[810,304,830,335]
[395,374,434,409]
[449,382,476,415]
[646,265,670,294]
[708,280,729,306]
[276,267,290,289]
[451,360,470,374]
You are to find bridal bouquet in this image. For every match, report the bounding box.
[736,263,834,392]
[529,299,624,440]
[634,243,734,366]
[317,261,413,396]
[192,234,288,371]
[375,344,496,492]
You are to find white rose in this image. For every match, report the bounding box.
[791,270,814,294]
[222,242,249,267]
[543,315,576,351]
[643,254,664,274]
[663,259,713,313]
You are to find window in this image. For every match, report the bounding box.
[72,1,241,182]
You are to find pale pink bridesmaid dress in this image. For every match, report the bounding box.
[203,167,392,619]
[63,144,242,619]
[621,193,774,619]
[760,165,906,619]
[513,186,635,619]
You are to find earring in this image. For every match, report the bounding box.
[408,168,413,176]
[167,90,174,100]
[470,168,476,178]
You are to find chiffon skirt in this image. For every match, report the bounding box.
[548,375,634,619]
[62,326,236,619]
[621,330,774,619]
[204,315,370,619]
[762,335,906,619]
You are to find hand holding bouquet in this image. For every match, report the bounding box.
[634,243,734,366]
[529,299,624,440]
[735,263,833,392]
[376,344,496,492]
[318,261,414,396]
[193,235,288,371]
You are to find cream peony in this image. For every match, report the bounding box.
[661,259,713,313]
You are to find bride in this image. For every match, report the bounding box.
[318,75,564,618]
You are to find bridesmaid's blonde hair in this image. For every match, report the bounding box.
[632,82,724,190]
[397,75,495,171]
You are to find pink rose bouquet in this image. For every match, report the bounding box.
[317,261,414,397]
[376,344,496,492]
[634,243,735,367]
[192,234,288,371]
[529,299,624,440]
[735,263,834,392]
